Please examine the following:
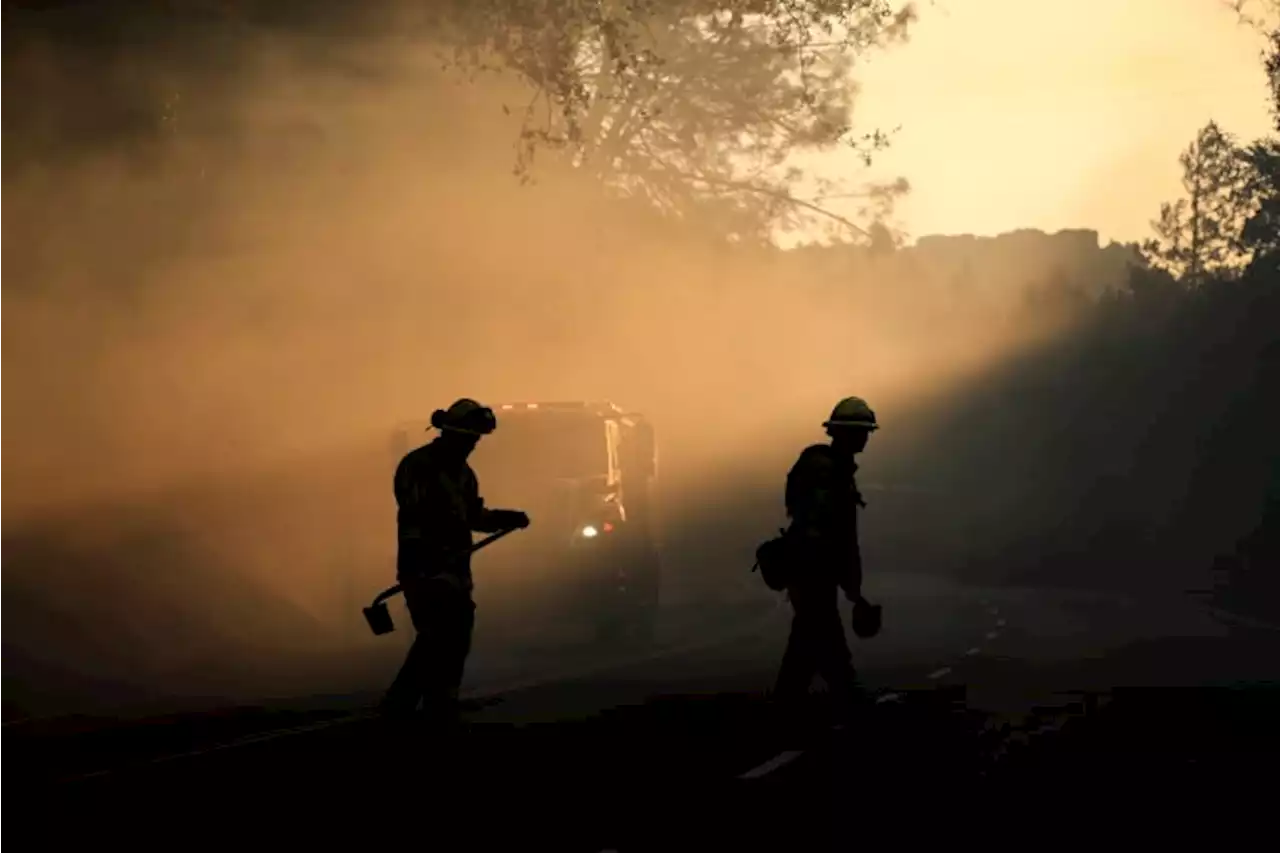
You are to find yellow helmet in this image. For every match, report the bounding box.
[430,398,497,435]
[823,396,878,430]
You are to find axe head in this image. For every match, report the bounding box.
[363,602,395,636]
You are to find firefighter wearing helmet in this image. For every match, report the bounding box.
[380,398,530,724]
[774,396,881,725]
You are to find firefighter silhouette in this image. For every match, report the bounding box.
[380,399,529,723]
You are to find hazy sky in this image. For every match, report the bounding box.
[807,0,1275,245]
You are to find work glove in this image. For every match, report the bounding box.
[491,509,531,530]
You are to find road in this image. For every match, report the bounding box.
[10,573,1280,850]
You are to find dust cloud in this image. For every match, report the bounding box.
[2,26,1079,718]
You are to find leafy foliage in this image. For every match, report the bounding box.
[1139,122,1255,283]
[442,1,917,242]
[7,0,916,243]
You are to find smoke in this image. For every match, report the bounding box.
[2,24,1080,718]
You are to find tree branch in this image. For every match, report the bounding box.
[646,154,875,237]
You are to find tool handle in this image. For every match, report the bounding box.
[372,584,404,606]
[471,526,519,552]
[369,526,522,606]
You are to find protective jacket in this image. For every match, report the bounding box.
[784,443,865,597]
[394,438,507,591]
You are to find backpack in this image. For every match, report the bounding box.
[752,528,795,592]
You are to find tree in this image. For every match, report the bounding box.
[7,1,917,244]
[442,0,918,244]
[1240,145,1280,274]
[1224,0,1280,45]
[866,220,899,255]
[1239,26,1280,271]
[1140,122,1254,284]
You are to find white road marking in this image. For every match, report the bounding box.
[738,749,805,780]
[54,712,381,783]
[1204,606,1280,632]
[742,645,977,783]
[53,598,989,792]
[52,608,789,786]
[738,599,1018,788]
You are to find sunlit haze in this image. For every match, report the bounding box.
[3,0,1275,719]
[801,0,1275,244]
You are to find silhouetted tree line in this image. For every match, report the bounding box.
[865,21,1280,614]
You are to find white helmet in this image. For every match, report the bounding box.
[430,398,497,435]
[823,396,878,431]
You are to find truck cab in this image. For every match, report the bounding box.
[389,401,661,645]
